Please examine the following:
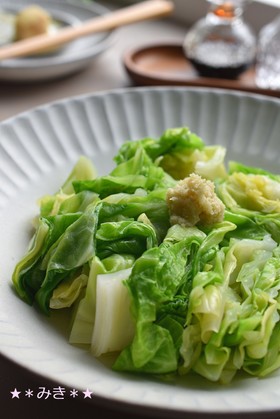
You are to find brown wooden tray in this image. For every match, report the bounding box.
[123,43,280,98]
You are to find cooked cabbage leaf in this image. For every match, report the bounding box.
[115,127,227,181]
[12,127,280,385]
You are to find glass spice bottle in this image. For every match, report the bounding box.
[255,14,280,90]
[183,0,256,79]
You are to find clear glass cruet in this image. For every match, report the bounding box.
[183,0,256,79]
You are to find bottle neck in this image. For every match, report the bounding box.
[207,1,244,22]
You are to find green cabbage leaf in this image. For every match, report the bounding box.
[12,128,280,385]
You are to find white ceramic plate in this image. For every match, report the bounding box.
[0,0,114,81]
[1,87,280,417]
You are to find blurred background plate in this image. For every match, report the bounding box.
[0,0,114,81]
[1,87,280,418]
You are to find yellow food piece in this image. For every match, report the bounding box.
[166,173,225,227]
[15,5,51,41]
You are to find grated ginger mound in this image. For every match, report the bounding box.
[166,173,225,227]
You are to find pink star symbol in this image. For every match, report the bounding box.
[10,388,21,399]
[83,388,93,399]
